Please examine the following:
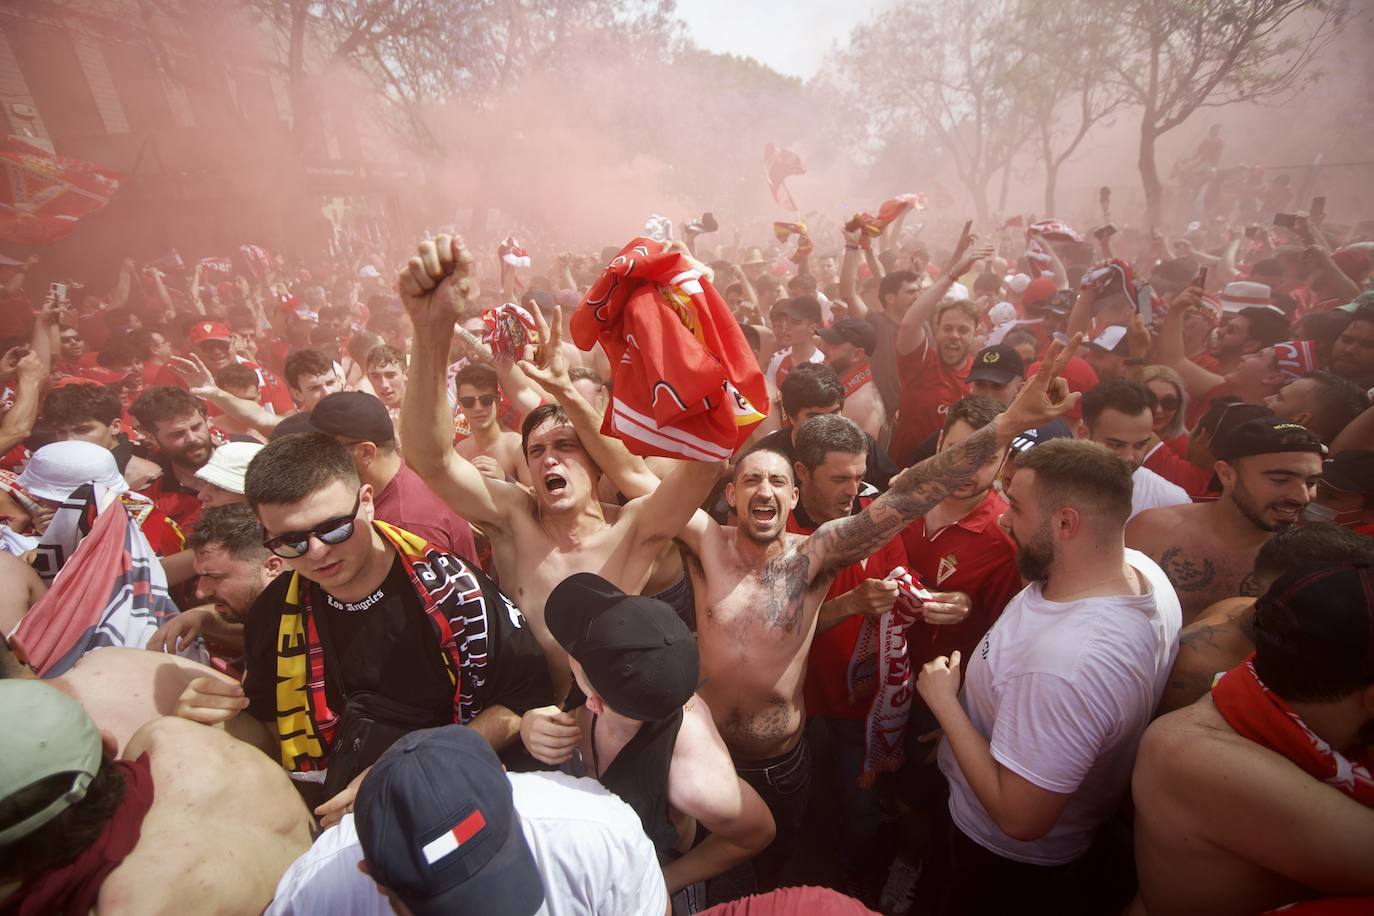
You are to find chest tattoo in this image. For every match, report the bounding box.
[760,551,811,631]
[1159,547,1217,593]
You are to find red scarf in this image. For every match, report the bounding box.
[1,754,155,916]
[840,360,873,399]
[1212,657,1374,806]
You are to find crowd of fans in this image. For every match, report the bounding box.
[1,170,1373,916]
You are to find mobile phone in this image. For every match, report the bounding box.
[1244,225,1260,239]
[49,282,67,302]
[1093,224,1117,241]
[1137,282,1154,326]
[1273,212,1298,229]
[1194,267,1208,290]
[1311,196,1326,221]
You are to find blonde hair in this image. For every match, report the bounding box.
[1140,365,1188,440]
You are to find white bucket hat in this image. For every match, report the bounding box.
[193,441,264,495]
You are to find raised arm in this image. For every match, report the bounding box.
[896,229,985,357]
[807,337,1084,572]
[166,355,283,436]
[110,257,133,308]
[518,306,661,500]
[1156,286,1225,400]
[0,353,46,455]
[400,235,523,530]
[838,233,868,318]
[1065,286,1098,341]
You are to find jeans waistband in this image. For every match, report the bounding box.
[733,734,808,773]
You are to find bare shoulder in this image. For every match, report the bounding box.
[1138,700,1256,787]
[1127,501,1201,546]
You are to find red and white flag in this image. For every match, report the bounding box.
[764,143,805,212]
[0,137,122,245]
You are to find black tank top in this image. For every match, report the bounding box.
[592,707,684,856]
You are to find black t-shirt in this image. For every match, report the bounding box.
[244,547,554,728]
[315,555,453,715]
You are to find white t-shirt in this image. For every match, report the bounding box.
[937,549,1182,866]
[266,771,668,916]
[1130,466,1190,519]
[765,346,825,389]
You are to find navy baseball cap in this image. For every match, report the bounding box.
[546,573,699,722]
[354,726,544,916]
[310,390,395,445]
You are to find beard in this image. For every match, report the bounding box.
[1013,520,1056,582]
[829,353,852,373]
[167,437,213,469]
[1231,475,1301,533]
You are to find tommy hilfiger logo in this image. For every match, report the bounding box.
[421,809,488,865]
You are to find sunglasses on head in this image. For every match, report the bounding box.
[458,394,497,409]
[262,490,362,558]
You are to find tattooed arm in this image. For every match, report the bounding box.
[805,417,1008,573]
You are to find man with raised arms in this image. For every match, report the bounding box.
[663,339,1084,888]
[400,235,720,701]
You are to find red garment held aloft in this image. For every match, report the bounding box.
[571,238,768,460]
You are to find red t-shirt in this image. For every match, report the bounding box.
[1143,440,1211,498]
[372,461,478,564]
[900,491,1021,672]
[790,497,908,721]
[890,338,971,465]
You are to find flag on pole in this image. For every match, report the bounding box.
[764,143,806,212]
[0,137,122,245]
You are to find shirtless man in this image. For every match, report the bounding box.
[1132,563,1374,915]
[1156,522,1374,715]
[401,236,720,700]
[1,639,245,755]
[452,362,530,485]
[0,551,45,635]
[0,681,314,914]
[652,338,1084,887]
[1127,417,1325,623]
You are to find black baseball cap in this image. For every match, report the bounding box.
[965,344,1025,385]
[354,726,545,916]
[310,391,395,445]
[778,295,823,325]
[1321,450,1374,496]
[818,318,877,354]
[1213,416,1326,462]
[1253,562,1374,682]
[546,573,698,722]
[269,411,319,440]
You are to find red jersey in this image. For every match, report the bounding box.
[1144,440,1211,498]
[571,238,768,460]
[789,494,908,721]
[890,338,971,465]
[900,491,1021,672]
[136,462,203,533]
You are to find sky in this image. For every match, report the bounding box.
[675,0,889,80]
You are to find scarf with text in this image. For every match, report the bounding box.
[1212,656,1374,806]
[846,567,931,786]
[271,521,483,774]
[840,360,873,399]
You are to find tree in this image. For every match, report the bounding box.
[834,0,1033,226]
[1099,0,1348,226]
[1013,1,1129,215]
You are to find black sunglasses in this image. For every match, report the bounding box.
[262,491,362,558]
[1156,397,1180,411]
[458,394,497,409]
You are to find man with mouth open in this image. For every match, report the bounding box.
[663,345,1080,891]
[400,236,723,704]
[1127,417,1326,624]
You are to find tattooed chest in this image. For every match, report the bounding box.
[705,552,817,640]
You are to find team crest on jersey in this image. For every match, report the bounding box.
[937,553,957,585]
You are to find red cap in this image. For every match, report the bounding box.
[188,321,232,346]
[1027,354,1098,420]
[1022,276,1058,308]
